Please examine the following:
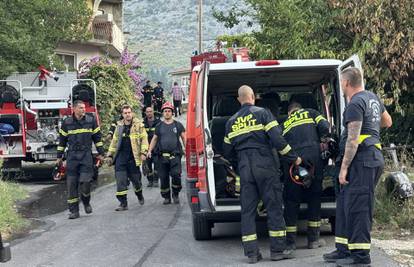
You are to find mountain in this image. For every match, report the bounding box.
[124,0,251,83]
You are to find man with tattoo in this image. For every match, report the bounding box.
[323,67,392,266]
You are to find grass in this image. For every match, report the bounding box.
[0,180,28,237]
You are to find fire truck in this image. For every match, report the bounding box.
[0,69,100,179]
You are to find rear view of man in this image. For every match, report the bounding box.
[143,106,161,187]
[106,105,148,211]
[171,81,185,116]
[323,67,392,266]
[281,101,330,250]
[147,102,186,204]
[57,100,105,219]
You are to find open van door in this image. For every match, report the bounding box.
[338,54,364,130]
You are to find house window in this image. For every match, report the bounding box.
[55,53,76,70]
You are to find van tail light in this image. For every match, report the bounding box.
[256,60,280,66]
[186,137,207,193]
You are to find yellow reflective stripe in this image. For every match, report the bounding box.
[348,243,371,250]
[224,136,231,144]
[375,143,382,149]
[81,192,90,197]
[67,129,93,135]
[95,142,103,147]
[315,115,326,124]
[67,198,79,204]
[282,118,315,135]
[134,187,142,192]
[141,144,149,150]
[172,184,181,188]
[242,234,257,242]
[57,146,65,151]
[93,127,100,134]
[335,237,348,245]
[108,147,116,152]
[286,226,297,233]
[269,230,286,237]
[358,134,371,144]
[228,124,264,139]
[116,190,128,196]
[264,120,279,131]
[160,188,170,193]
[279,144,292,155]
[59,129,68,136]
[308,221,321,227]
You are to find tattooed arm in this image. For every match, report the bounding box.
[339,121,362,185]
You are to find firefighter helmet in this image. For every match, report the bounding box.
[289,161,315,188]
[161,101,174,112]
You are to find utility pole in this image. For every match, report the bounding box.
[198,0,203,54]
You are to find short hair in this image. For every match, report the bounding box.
[174,82,178,86]
[144,106,153,112]
[341,67,362,88]
[73,100,85,107]
[288,102,302,113]
[121,104,132,112]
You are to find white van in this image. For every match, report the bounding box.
[185,55,363,240]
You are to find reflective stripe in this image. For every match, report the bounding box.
[59,129,68,136]
[375,143,382,149]
[141,144,149,150]
[67,128,93,135]
[130,133,144,139]
[269,230,286,237]
[348,243,371,250]
[95,142,103,147]
[81,193,90,197]
[282,118,315,135]
[116,190,128,196]
[224,137,231,144]
[160,188,170,193]
[315,115,326,124]
[279,144,292,155]
[358,134,382,150]
[228,124,264,139]
[286,226,297,233]
[57,146,65,151]
[145,127,155,132]
[93,127,100,134]
[335,237,348,245]
[108,147,116,153]
[242,234,257,242]
[67,197,79,204]
[134,187,142,192]
[308,221,321,227]
[171,184,181,188]
[264,120,279,131]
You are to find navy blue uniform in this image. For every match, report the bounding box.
[57,114,104,213]
[335,91,385,263]
[281,108,330,247]
[153,86,164,112]
[223,103,298,257]
[144,117,161,185]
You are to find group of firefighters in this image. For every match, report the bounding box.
[223,67,392,266]
[56,67,392,266]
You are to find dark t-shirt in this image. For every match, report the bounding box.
[155,121,185,154]
[154,87,164,99]
[339,90,385,154]
[119,124,133,157]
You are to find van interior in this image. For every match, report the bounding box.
[206,66,341,204]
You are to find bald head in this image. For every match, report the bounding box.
[237,85,255,105]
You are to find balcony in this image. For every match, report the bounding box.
[90,19,124,57]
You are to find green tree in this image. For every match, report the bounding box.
[0,0,91,79]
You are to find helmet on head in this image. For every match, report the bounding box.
[289,161,315,188]
[161,101,174,112]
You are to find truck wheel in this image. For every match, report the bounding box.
[1,159,22,180]
[329,216,336,234]
[192,213,212,240]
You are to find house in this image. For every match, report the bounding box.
[54,0,125,71]
[168,67,191,107]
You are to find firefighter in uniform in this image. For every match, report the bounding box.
[143,106,161,187]
[106,105,148,211]
[281,101,330,250]
[57,100,105,219]
[153,81,164,113]
[323,67,392,266]
[147,102,186,205]
[223,85,301,263]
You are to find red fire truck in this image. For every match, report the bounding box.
[0,70,100,179]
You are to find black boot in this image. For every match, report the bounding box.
[163,198,171,205]
[270,249,295,261]
[323,250,350,263]
[68,212,80,219]
[247,253,262,264]
[172,194,180,204]
[336,256,371,266]
[137,191,145,205]
[84,204,93,214]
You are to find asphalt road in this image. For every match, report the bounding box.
[5,163,398,267]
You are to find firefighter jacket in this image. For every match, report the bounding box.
[107,117,149,166]
[281,108,330,149]
[223,103,298,163]
[57,114,104,158]
[144,117,161,143]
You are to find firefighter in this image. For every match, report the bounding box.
[153,81,164,113]
[323,67,392,266]
[105,105,148,211]
[223,85,301,263]
[147,102,186,205]
[143,106,161,187]
[142,80,154,108]
[57,100,105,219]
[281,100,330,250]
